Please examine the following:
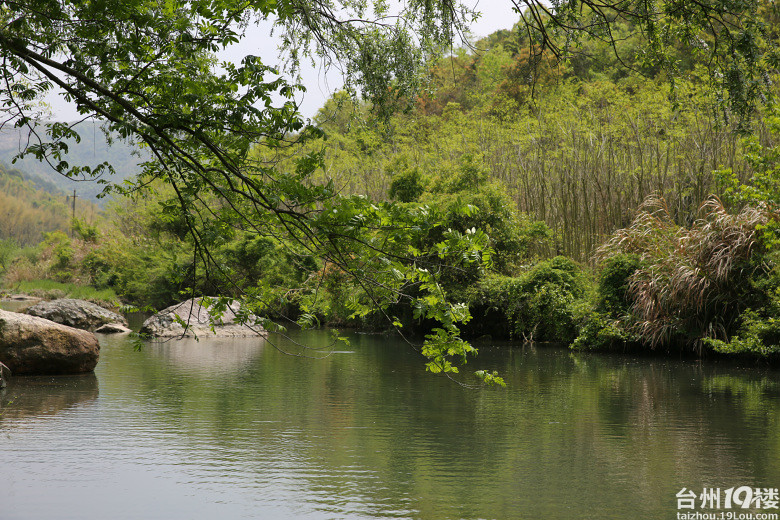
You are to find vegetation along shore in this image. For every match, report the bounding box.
[3,1,780,385]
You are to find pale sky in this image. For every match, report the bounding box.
[42,1,519,121]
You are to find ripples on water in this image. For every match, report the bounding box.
[2,330,779,519]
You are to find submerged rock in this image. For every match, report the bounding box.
[141,297,264,338]
[26,298,128,332]
[0,309,100,375]
[2,294,41,302]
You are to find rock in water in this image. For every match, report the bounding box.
[0,310,100,374]
[0,361,10,388]
[26,298,128,332]
[141,298,264,338]
[94,323,132,334]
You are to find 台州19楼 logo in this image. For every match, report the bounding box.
[676,487,779,520]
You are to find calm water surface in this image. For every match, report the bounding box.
[2,328,779,519]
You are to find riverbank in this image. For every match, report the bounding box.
[2,190,780,366]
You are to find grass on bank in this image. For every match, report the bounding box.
[2,279,119,306]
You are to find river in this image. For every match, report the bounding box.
[2,328,779,519]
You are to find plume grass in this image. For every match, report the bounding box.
[598,194,772,351]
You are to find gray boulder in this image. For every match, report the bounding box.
[26,298,128,332]
[141,297,263,338]
[94,323,132,334]
[0,309,100,375]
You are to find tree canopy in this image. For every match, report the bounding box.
[1,0,777,383]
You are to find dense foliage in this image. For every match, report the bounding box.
[574,195,775,353]
[465,257,588,343]
[3,0,780,381]
[295,20,780,260]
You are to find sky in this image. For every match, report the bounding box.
[42,1,519,122]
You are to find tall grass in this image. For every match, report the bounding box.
[598,195,772,351]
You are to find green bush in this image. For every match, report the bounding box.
[699,264,780,357]
[467,256,589,342]
[0,239,19,275]
[703,312,780,356]
[54,245,74,269]
[571,311,637,351]
[222,234,315,289]
[596,253,641,314]
[419,159,551,279]
[73,218,100,242]
[389,167,426,203]
[81,248,118,288]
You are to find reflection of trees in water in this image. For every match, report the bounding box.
[562,353,780,499]
[441,346,780,516]
[0,373,98,422]
[567,354,780,438]
[83,334,780,519]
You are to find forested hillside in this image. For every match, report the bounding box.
[290,19,773,261]
[0,163,101,245]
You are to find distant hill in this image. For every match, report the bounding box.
[0,163,102,245]
[0,122,148,204]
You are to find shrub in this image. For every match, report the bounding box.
[571,311,637,351]
[421,181,551,278]
[1,256,45,285]
[54,244,74,269]
[0,239,18,273]
[703,311,780,356]
[467,256,589,342]
[72,218,100,242]
[389,168,426,203]
[596,253,641,314]
[81,248,117,288]
[698,261,780,357]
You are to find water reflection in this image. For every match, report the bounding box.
[0,373,98,421]
[146,336,266,375]
[3,331,780,520]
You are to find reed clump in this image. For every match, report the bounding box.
[582,194,776,355]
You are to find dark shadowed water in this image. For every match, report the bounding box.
[2,329,779,520]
